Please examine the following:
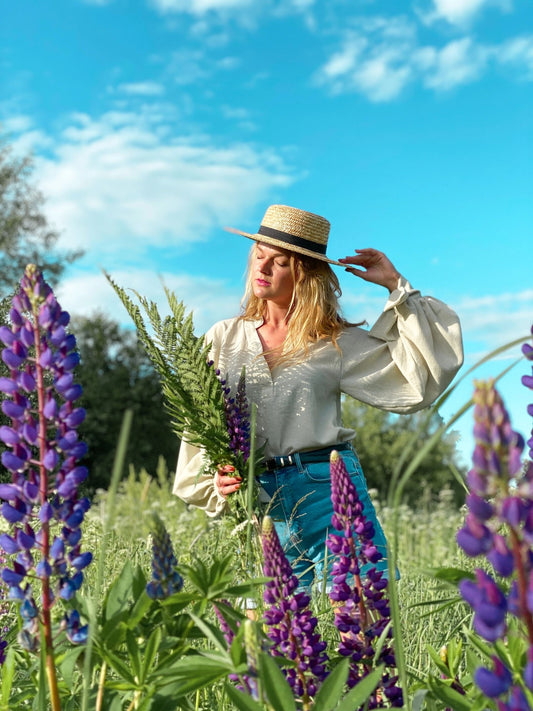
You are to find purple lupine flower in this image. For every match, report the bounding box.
[474,657,512,698]
[497,686,531,711]
[261,515,329,701]
[459,570,507,642]
[327,450,402,707]
[145,513,183,599]
[214,366,251,467]
[0,265,91,657]
[63,609,88,644]
[522,325,533,461]
[456,375,533,704]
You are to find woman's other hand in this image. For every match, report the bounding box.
[215,464,242,497]
[338,249,402,293]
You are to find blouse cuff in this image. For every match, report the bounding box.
[383,276,420,312]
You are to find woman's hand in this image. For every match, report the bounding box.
[215,464,242,498]
[338,249,402,293]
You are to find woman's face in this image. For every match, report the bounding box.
[252,242,296,308]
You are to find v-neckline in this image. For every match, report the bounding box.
[250,319,280,377]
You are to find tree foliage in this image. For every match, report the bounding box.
[73,312,179,493]
[0,133,80,296]
[342,397,466,506]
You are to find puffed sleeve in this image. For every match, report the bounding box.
[172,440,227,517]
[340,276,464,413]
[172,321,229,517]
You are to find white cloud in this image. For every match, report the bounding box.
[30,109,294,263]
[454,289,533,354]
[116,81,165,96]
[496,35,533,79]
[315,15,533,101]
[150,0,254,15]
[315,20,415,101]
[423,0,511,26]
[418,37,490,90]
[56,269,243,334]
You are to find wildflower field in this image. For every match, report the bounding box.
[0,265,532,710]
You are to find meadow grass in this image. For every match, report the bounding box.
[80,463,474,708]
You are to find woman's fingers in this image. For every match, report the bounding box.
[338,249,401,292]
[215,465,242,497]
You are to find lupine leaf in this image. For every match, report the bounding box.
[140,627,162,684]
[333,666,384,711]
[312,658,350,711]
[0,646,16,706]
[427,676,473,711]
[104,560,134,621]
[224,682,265,711]
[188,612,229,654]
[258,651,297,711]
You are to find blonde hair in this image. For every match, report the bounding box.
[240,243,362,364]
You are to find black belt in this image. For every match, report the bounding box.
[261,443,352,472]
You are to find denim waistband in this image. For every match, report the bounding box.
[261,442,352,472]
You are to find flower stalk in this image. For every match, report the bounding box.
[456,366,533,705]
[0,265,91,711]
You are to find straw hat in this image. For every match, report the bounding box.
[225,204,344,267]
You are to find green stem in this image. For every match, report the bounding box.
[95,660,107,711]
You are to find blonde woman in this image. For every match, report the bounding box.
[173,204,463,589]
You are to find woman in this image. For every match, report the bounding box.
[173,204,463,589]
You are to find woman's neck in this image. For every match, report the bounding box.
[263,301,290,328]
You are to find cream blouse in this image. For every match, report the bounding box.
[172,276,463,516]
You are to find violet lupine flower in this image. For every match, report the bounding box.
[145,513,183,599]
[0,264,91,649]
[459,570,507,642]
[456,377,533,705]
[261,515,329,701]
[327,450,402,707]
[214,366,251,467]
[497,686,531,711]
[475,656,513,698]
[456,381,527,583]
[522,325,533,462]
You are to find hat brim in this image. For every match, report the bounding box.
[224,227,345,267]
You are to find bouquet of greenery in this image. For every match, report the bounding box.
[106,275,252,487]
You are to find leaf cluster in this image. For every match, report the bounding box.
[105,274,235,476]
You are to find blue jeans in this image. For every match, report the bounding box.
[257,445,390,591]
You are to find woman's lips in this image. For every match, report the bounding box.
[256,279,270,286]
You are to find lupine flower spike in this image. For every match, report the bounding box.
[327,450,403,707]
[146,513,183,599]
[457,374,533,707]
[211,364,251,469]
[261,515,329,703]
[0,265,91,710]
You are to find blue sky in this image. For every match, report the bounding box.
[1,0,532,469]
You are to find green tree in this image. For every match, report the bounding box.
[74,312,179,493]
[0,132,80,295]
[342,397,466,506]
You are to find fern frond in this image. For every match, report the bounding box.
[105,272,243,476]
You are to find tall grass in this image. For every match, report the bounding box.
[83,465,474,704]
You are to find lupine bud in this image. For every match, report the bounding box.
[145,513,183,599]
